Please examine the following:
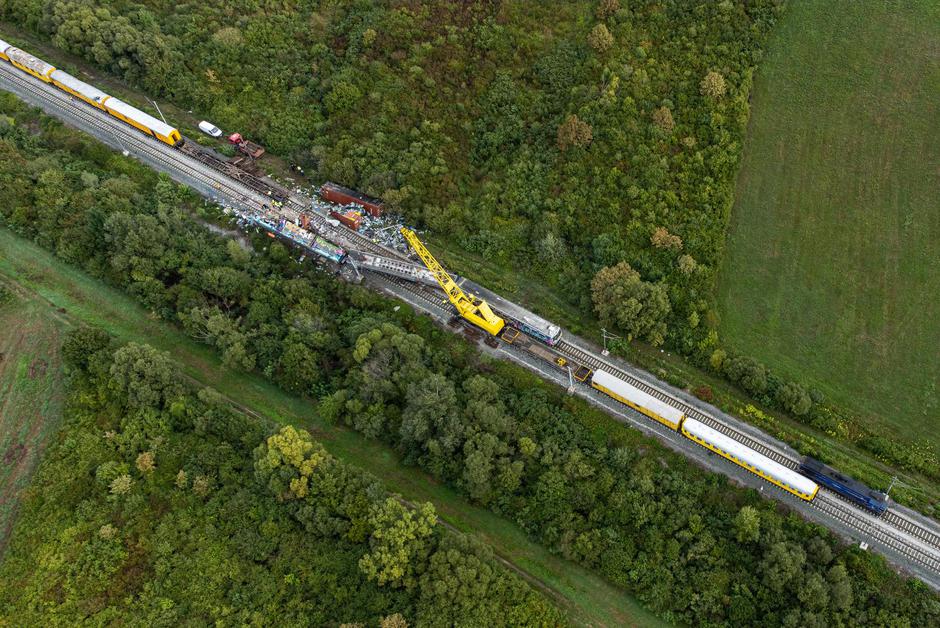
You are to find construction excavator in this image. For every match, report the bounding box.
[399,228,505,336]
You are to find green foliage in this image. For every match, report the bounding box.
[360,499,437,590]
[0,0,785,351]
[734,505,761,543]
[1,94,937,626]
[587,23,614,54]
[61,325,112,369]
[591,262,670,345]
[777,381,812,416]
[0,342,561,625]
[556,114,593,152]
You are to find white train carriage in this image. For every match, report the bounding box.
[591,369,685,430]
[102,96,182,145]
[50,69,111,110]
[681,418,818,501]
[6,46,56,81]
[0,39,11,61]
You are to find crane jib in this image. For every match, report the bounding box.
[400,228,505,336]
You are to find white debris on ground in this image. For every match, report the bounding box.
[203,182,422,268]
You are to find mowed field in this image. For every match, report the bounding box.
[0,286,68,554]
[719,1,940,446]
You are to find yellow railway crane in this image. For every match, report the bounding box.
[400,228,505,336]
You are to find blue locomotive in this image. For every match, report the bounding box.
[799,456,888,514]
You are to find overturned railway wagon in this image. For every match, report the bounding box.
[320,181,385,217]
[243,213,347,264]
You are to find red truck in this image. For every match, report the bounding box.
[320,181,384,217]
[228,133,265,159]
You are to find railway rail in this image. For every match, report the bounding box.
[814,493,940,573]
[556,338,798,467]
[5,62,940,585]
[372,264,940,570]
[0,64,270,211]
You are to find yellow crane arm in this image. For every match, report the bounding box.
[400,228,505,336]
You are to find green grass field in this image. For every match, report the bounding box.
[0,285,68,554]
[0,228,665,627]
[719,1,940,447]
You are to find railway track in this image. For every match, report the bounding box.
[884,511,940,551]
[555,337,940,558]
[364,268,940,569]
[813,493,940,573]
[5,62,940,583]
[0,64,271,211]
[555,338,798,467]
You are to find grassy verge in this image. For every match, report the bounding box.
[0,228,665,627]
[0,283,69,554]
[718,2,940,447]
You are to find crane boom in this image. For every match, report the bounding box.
[400,228,505,336]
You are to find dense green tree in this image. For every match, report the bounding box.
[587,23,614,53]
[735,505,761,543]
[591,262,671,345]
[360,499,437,590]
[777,381,813,416]
[556,114,593,151]
[108,343,184,410]
[701,71,728,99]
[0,337,561,625]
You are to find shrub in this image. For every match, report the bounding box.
[693,385,714,403]
[587,24,614,54]
[776,381,812,416]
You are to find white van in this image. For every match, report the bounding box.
[198,120,222,137]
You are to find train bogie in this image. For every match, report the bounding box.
[591,369,685,430]
[682,419,818,500]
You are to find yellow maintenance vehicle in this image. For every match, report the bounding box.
[400,228,505,336]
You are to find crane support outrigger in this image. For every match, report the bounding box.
[400,228,505,336]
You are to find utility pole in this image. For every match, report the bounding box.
[886,476,899,497]
[566,366,575,394]
[151,99,168,125]
[110,128,129,157]
[600,328,620,356]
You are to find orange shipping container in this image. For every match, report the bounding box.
[330,209,362,230]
